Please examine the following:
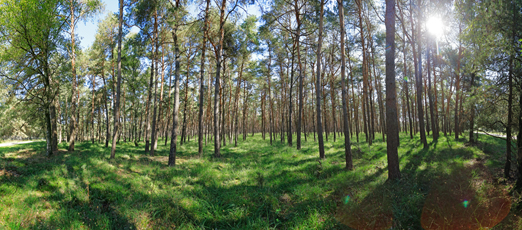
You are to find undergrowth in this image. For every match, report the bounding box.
[0,132,520,229]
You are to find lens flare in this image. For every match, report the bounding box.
[462,200,469,208]
[344,195,350,204]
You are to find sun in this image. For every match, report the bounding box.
[426,16,444,38]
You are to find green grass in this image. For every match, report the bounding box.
[0,132,520,229]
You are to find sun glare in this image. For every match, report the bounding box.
[426,16,444,38]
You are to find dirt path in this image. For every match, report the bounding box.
[0,141,37,147]
[477,131,517,140]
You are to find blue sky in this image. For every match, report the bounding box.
[76,0,118,50]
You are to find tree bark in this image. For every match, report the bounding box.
[339,0,353,170]
[198,0,210,155]
[110,0,124,159]
[213,0,227,158]
[385,0,400,180]
[150,10,159,156]
[413,1,428,148]
[427,38,437,140]
[455,24,462,140]
[181,51,193,145]
[316,0,326,159]
[469,72,476,143]
[68,0,78,151]
[169,0,181,166]
[356,0,370,145]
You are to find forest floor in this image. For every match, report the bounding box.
[0,132,521,229]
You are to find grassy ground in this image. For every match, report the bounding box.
[0,132,521,229]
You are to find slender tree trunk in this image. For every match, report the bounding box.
[316,0,326,159]
[348,54,359,143]
[469,72,476,143]
[197,0,210,155]
[155,48,166,147]
[446,73,448,136]
[45,107,53,156]
[213,0,227,158]
[424,77,430,135]
[68,1,78,152]
[169,2,181,166]
[150,10,159,156]
[101,70,110,147]
[145,44,154,153]
[242,82,248,141]
[505,44,514,178]
[91,75,96,144]
[50,95,58,152]
[413,2,427,148]
[181,52,193,145]
[369,35,385,142]
[287,44,295,146]
[400,15,414,139]
[234,60,244,147]
[427,39,437,140]
[455,31,461,140]
[356,0,371,145]
[267,49,274,145]
[57,96,62,145]
[339,0,353,169]
[110,0,124,159]
[220,66,226,147]
[293,0,304,150]
[516,76,522,188]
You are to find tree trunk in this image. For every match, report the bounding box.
[68,0,78,151]
[145,43,154,153]
[412,1,427,148]
[102,68,110,148]
[505,45,514,178]
[356,0,371,145]
[516,77,522,188]
[287,43,295,147]
[110,0,124,159]
[91,75,96,144]
[339,0,353,169]
[400,12,414,140]
[197,0,210,155]
[169,3,181,166]
[213,0,227,158]
[385,0,400,180]
[469,72,476,143]
[427,38,437,140]
[455,24,462,140]
[150,10,159,156]
[50,95,58,152]
[316,0,326,159]
[181,52,193,145]
[155,47,166,147]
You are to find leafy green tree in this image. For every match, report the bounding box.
[0,0,68,156]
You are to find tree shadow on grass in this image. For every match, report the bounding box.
[420,161,511,229]
[334,180,394,230]
[0,142,139,229]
